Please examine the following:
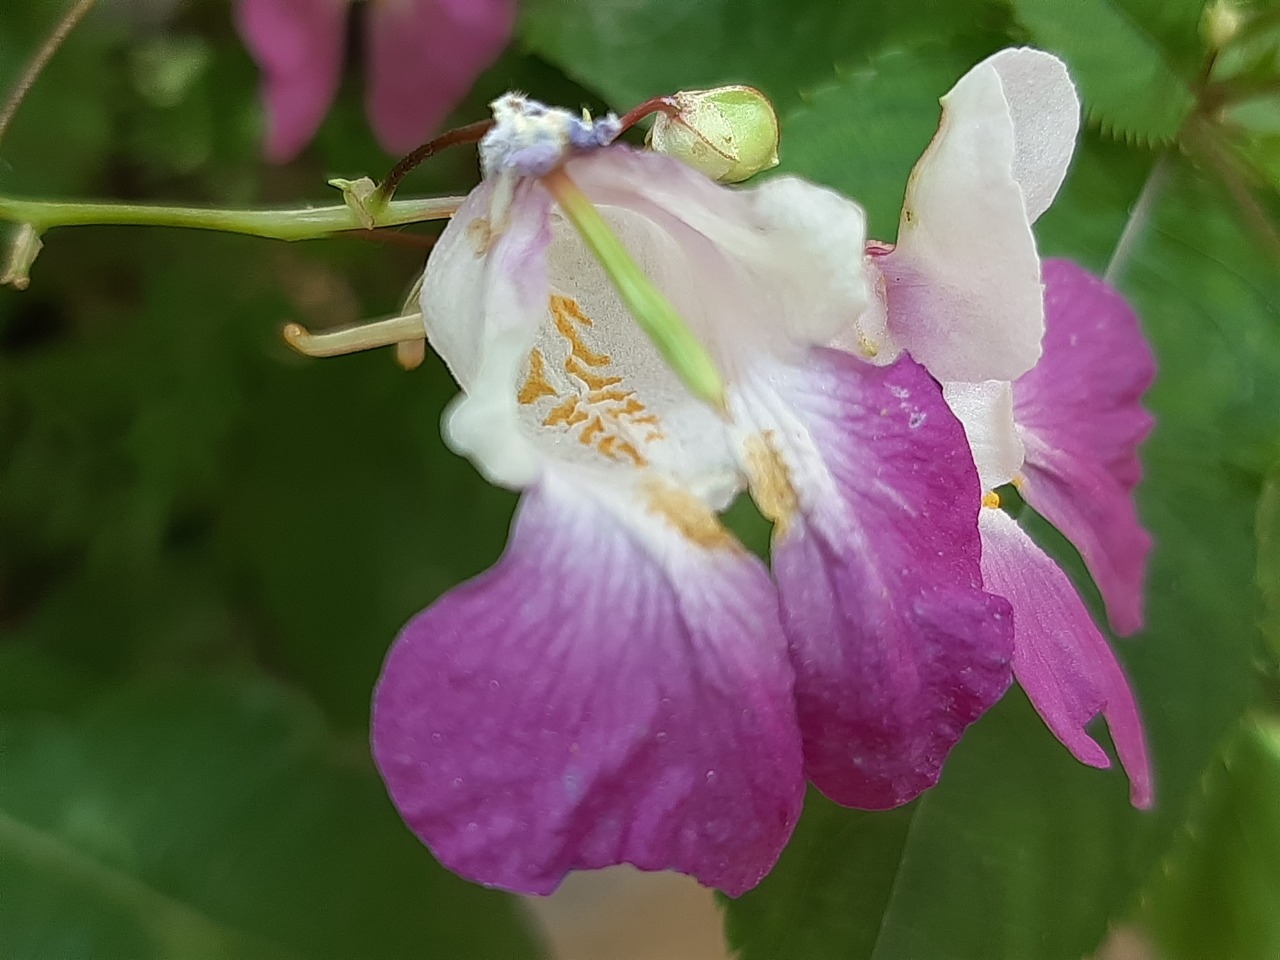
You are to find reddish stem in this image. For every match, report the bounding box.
[618,96,679,134]
[374,118,495,207]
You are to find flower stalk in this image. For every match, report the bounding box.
[541,166,725,411]
[0,194,463,244]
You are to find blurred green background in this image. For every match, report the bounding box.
[2,0,1279,957]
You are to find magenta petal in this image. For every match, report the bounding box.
[372,479,804,896]
[365,0,516,154]
[234,0,349,162]
[1014,259,1156,635]
[766,349,1015,810]
[980,507,1153,808]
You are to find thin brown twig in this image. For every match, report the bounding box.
[0,0,98,150]
[373,119,494,208]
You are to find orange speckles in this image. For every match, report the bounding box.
[518,294,669,469]
[579,417,606,445]
[517,349,557,405]
[544,397,588,427]
[744,432,797,537]
[586,388,632,405]
[644,481,736,550]
[599,435,647,467]
[566,356,623,390]
[551,295,611,367]
[552,295,593,327]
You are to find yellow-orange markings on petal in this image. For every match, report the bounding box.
[566,355,623,390]
[544,396,588,427]
[518,348,558,405]
[744,432,797,537]
[579,417,606,445]
[644,480,736,550]
[550,295,611,366]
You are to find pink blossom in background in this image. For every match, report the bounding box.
[235,0,516,161]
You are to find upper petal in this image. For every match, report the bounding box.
[879,48,1077,384]
[566,148,869,359]
[234,0,348,162]
[365,0,516,154]
[979,507,1153,808]
[880,54,1044,383]
[1014,259,1156,635]
[734,348,1014,809]
[982,48,1080,222]
[372,474,804,896]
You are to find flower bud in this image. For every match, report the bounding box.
[647,86,780,183]
[1202,0,1243,50]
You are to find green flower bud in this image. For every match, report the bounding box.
[1202,0,1243,50]
[647,86,780,183]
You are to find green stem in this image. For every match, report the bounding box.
[542,167,724,410]
[0,194,463,241]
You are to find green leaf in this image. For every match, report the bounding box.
[1259,466,1280,662]
[1010,0,1201,143]
[775,46,987,239]
[1144,715,1280,960]
[725,156,1274,959]
[517,0,1000,115]
[0,677,541,959]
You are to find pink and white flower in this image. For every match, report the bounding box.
[860,49,1155,806]
[371,96,1015,895]
[235,0,515,161]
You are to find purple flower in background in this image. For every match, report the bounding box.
[856,49,1155,805]
[371,96,1013,896]
[235,0,515,161]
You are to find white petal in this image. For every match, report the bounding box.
[884,56,1043,383]
[423,181,552,489]
[567,150,869,360]
[984,48,1080,223]
[942,380,1025,491]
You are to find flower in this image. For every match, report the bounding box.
[371,95,1014,895]
[235,0,516,162]
[854,49,1155,805]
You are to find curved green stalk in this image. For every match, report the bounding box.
[0,194,463,242]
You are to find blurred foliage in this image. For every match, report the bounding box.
[1144,715,1280,960]
[2,0,1280,956]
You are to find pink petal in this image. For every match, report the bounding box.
[234,0,349,162]
[754,349,1015,810]
[372,477,804,896]
[365,0,516,154]
[980,507,1153,808]
[1014,259,1156,635]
